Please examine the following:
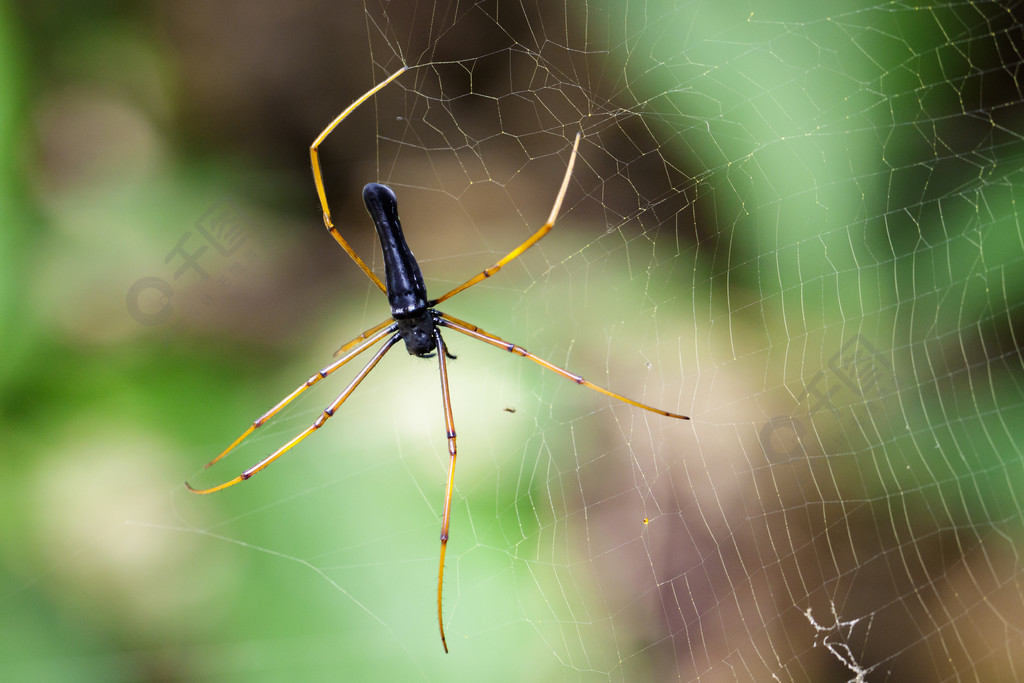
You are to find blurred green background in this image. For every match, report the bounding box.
[3,1,1023,681]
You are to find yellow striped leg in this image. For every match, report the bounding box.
[438,313,689,420]
[310,66,408,294]
[430,132,581,306]
[185,325,399,493]
[433,329,456,653]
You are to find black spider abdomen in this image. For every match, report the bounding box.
[363,183,428,318]
[363,182,439,357]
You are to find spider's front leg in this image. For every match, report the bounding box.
[430,131,581,306]
[310,66,407,294]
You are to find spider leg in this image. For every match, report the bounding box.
[429,131,581,306]
[437,312,690,420]
[310,66,408,294]
[185,323,399,492]
[434,328,456,654]
[333,316,399,357]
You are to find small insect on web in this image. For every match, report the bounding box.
[186,65,691,653]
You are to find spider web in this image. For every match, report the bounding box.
[168,1,1024,680]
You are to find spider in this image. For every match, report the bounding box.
[186,66,690,653]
